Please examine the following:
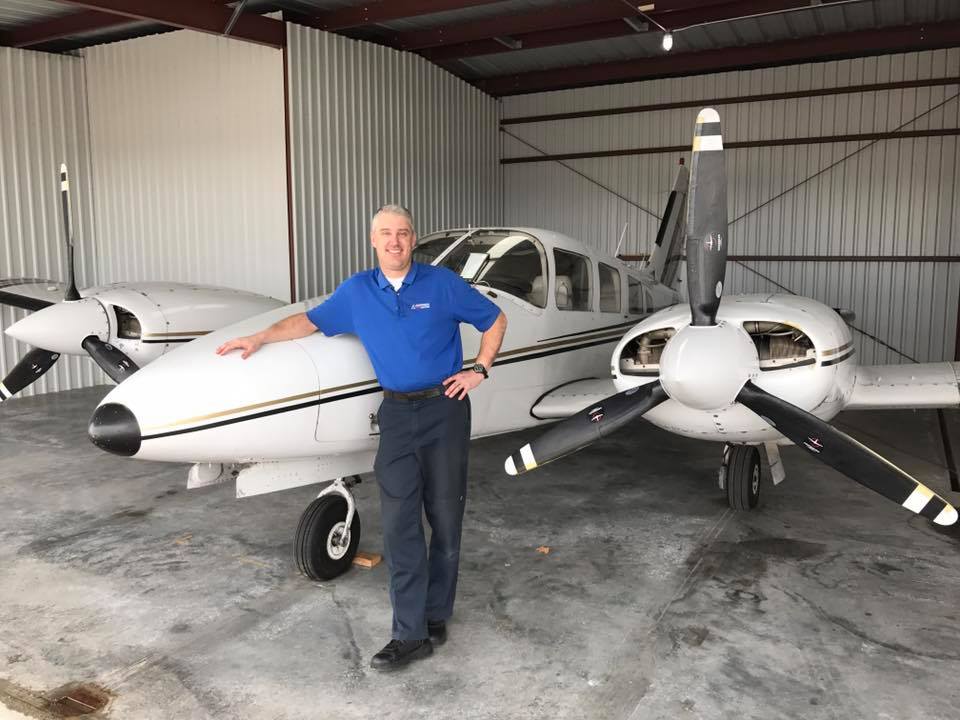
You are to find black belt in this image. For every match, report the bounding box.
[382,385,445,401]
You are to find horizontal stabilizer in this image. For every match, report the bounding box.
[530,378,622,419]
[847,362,960,410]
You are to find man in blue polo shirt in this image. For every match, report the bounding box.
[216,205,506,671]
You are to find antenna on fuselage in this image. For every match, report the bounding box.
[614,221,628,259]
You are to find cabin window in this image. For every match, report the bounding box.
[414,230,466,265]
[553,249,592,311]
[437,230,547,307]
[628,275,644,314]
[599,263,621,313]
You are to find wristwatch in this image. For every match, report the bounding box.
[471,363,489,379]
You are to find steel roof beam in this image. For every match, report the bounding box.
[399,0,855,52]
[48,0,285,48]
[304,1,506,32]
[478,19,960,96]
[1,10,131,48]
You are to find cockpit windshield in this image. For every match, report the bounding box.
[413,230,466,266]
[420,230,547,308]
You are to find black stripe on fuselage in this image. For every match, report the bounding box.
[821,350,855,367]
[495,336,620,367]
[537,318,642,343]
[759,358,817,372]
[141,338,194,344]
[140,334,622,442]
[142,384,384,441]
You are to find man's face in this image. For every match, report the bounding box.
[371,212,416,275]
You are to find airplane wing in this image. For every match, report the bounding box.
[530,378,622,419]
[846,362,960,410]
[0,279,66,312]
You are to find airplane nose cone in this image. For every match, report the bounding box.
[88,403,141,456]
[6,297,109,355]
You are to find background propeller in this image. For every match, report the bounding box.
[1,164,140,402]
[504,107,957,528]
[0,348,60,402]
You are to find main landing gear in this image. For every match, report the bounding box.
[718,443,761,510]
[295,475,362,580]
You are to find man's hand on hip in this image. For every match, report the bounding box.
[442,370,483,400]
[216,335,263,359]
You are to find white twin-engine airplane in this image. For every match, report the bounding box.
[505,108,960,530]
[0,165,283,401]
[86,171,691,581]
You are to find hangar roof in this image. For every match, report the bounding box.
[1,1,958,96]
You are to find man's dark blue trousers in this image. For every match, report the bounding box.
[374,392,471,641]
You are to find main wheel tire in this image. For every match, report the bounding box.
[295,495,361,580]
[726,445,761,511]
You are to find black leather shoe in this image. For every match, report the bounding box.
[427,620,447,646]
[369,639,433,671]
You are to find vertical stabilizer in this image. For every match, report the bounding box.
[649,159,689,289]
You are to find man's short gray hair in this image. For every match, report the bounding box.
[372,204,415,233]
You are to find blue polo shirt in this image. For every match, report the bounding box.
[306,262,501,392]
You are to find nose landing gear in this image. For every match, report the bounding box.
[295,475,363,580]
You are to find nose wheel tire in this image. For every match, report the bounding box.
[295,495,361,580]
[723,444,761,511]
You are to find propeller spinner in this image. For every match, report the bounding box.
[504,107,957,528]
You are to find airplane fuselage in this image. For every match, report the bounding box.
[90,227,674,475]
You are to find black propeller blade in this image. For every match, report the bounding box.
[505,382,669,476]
[81,336,139,384]
[737,381,957,525]
[59,164,81,302]
[685,108,728,326]
[0,348,60,402]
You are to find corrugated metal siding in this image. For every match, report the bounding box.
[0,46,105,397]
[83,30,290,301]
[286,22,501,299]
[502,48,960,364]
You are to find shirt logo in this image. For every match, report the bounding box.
[411,302,431,310]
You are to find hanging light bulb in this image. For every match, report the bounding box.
[662,32,674,51]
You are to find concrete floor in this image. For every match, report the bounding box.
[1,387,959,720]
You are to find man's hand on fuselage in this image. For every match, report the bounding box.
[216,312,318,359]
[216,335,263,359]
